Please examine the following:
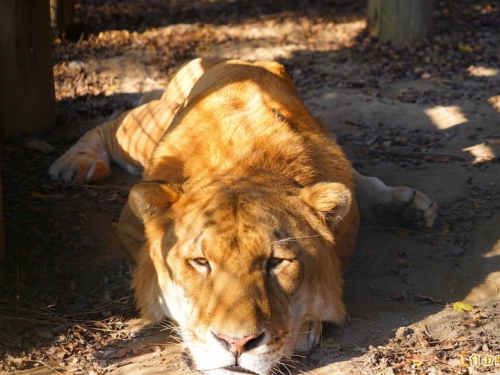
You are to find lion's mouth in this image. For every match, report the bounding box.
[182,348,260,374]
[223,365,258,374]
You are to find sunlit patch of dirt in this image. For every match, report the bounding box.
[2,0,500,374]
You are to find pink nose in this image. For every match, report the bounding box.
[215,332,265,354]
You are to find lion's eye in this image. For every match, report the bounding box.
[266,257,284,272]
[189,258,210,271]
[194,258,208,265]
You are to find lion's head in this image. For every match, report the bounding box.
[126,173,353,374]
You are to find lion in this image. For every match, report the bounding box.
[49,58,436,375]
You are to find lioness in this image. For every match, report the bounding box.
[49,58,436,374]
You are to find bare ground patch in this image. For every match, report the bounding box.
[1,1,500,374]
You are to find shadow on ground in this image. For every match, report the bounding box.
[1,0,500,374]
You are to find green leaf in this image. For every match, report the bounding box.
[452,301,474,312]
[321,337,341,349]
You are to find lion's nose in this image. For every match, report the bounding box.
[214,332,265,354]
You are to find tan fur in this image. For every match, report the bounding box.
[119,61,359,372]
[49,58,437,374]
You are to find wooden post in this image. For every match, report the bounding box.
[367,0,435,44]
[50,0,75,39]
[0,0,56,137]
[0,0,56,260]
[0,166,4,262]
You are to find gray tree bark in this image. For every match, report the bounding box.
[367,0,435,44]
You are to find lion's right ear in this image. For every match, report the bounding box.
[128,181,182,221]
[299,182,352,225]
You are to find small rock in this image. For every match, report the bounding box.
[451,247,465,257]
[25,140,55,154]
[52,326,67,335]
[68,60,85,71]
[87,190,99,198]
[397,258,408,267]
[107,348,129,359]
[398,268,410,276]
[395,326,414,340]
[37,330,54,340]
[81,235,95,248]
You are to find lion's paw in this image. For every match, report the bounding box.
[49,146,111,183]
[373,187,437,229]
[294,321,322,353]
[356,173,437,230]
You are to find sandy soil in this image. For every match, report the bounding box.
[1,1,499,374]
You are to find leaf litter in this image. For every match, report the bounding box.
[2,0,500,374]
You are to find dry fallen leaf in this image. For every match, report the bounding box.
[321,337,341,349]
[31,192,49,199]
[458,43,474,53]
[107,348,129,359]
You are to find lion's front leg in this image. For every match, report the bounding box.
[48,94,169,184]
[49,89,168,183]
[48,124,115,183]
[354,170,437,229]
[49,58,227,184]
[294,321,322,353]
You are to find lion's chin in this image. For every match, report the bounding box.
[183,347,270,375]
[222,366,259,374]
[201,366,259,375]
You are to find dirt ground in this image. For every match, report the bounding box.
[1,1,500,374]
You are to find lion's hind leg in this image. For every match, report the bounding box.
[355,171,437,229]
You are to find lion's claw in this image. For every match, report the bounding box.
[49,147,111,183]
[374,188,437,229]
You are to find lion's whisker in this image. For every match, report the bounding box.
[274,235,321,243]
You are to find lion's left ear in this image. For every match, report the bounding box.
[299,182,352,224]
[129,181,182,221]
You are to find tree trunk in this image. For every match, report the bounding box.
[0,166,4,262]
[50,0,75,39]
[367,0,435,44]
[0,0,56,137]
[0,166,6,262]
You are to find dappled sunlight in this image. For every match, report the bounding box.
[424,105,468,130]
[462,239,500,303]
[482,239,500,259]
[5,0,500,373]
[465,276,500,305]
[114,57,218,170]
[463,142,496,164]
[53,10,367,100]
[467,65,500,78]
[488,95,500,112]
[208,19,366,60]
